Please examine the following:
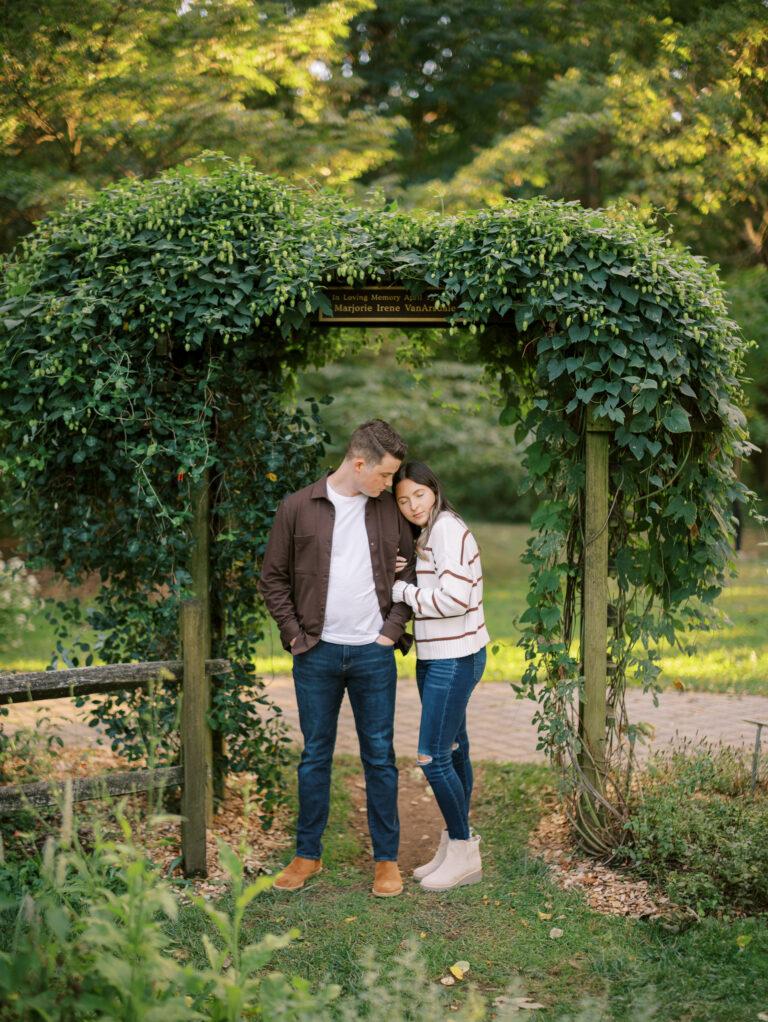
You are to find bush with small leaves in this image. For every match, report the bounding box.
[621,742,768,915]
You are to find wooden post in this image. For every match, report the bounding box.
[581,408,611,801]
[190,468,218,822]
[181,599,212,876]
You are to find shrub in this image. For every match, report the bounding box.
[0,552,39,655]
[0,553,43,774]
[621,741,768,916]
[0,801,504,1022]
[0,710,62,785]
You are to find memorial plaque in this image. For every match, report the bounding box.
[317,286,456,325]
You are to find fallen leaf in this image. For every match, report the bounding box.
[756,1012,768,1021]
[419,931,427,938]
[735,934,752,950]
[449,960,470,980]
[440,975,456,986]
[344,916,357,923]
[673,678,686,691]
[515,998,546,1010]
[537,911,553,921]
[549,927,564,939]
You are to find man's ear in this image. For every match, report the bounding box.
[352,457,367,473]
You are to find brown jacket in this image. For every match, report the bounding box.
[258,474,416,655]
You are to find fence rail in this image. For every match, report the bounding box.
[0,601,227,876]
[0,658,230,704]
[0,765,185,814]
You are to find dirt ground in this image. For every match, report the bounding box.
[346,763,446,873]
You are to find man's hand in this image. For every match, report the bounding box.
[290,635,299,648]
[375,635,395,646]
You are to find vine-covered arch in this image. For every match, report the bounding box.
[0,157,754,842]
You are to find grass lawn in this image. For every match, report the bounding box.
[247,522,768,694]
[168,755,768,1021]
[3,524,767,695]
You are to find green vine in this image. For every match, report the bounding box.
[0,156,756,834]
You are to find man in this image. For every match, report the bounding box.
[258,418,416,897]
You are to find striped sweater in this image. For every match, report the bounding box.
[391,511,490,660]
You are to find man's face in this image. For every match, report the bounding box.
[354,453,402,498]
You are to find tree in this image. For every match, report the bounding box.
[426,2,768,267]
[0,0,400,249]
[341,0,570,186]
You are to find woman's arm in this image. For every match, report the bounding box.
[392,521,475,619]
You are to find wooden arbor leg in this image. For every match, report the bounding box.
[181,598,213,877]
[580,409,611,803]
[190,468,220,821]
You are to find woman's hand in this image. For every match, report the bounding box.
[394,554,409,574]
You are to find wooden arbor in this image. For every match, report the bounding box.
[193,286,615,805]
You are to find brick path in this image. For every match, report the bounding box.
[261,676,768,762]
[6,677,767,764]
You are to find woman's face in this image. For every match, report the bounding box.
[395,477,437,526]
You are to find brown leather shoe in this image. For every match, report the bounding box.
[273,856,322,891]
[372,860,403,897]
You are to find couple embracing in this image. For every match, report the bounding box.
[259,419,489,897]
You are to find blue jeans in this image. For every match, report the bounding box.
[416,647,487,840]
[292,639,399,861]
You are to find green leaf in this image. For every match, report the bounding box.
[640,301,663,324]
[499,403,517,426]
[663,405,691,433]
[568,322,591,342]
[627,435,646,460]
[664,494,697,527]
[515,305,531,331]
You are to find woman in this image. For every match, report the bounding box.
[391,462,490,891]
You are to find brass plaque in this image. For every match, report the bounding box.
[317,286,457,324]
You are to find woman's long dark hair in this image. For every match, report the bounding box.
[393,461,461,558]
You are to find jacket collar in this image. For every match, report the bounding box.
[310,470,383,501]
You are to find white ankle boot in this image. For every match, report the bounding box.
[413,829,449,880]
[419,835,482,891]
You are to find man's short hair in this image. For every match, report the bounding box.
[346,419,407,465]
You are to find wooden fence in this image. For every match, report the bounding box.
[0,599,227,877]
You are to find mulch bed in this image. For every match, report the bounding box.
[4,742,292,903]
[529,804,679,920]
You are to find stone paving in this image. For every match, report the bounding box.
[6,675,768,764]
[260,675,768,762]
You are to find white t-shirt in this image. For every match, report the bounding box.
[321,482,383,645]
